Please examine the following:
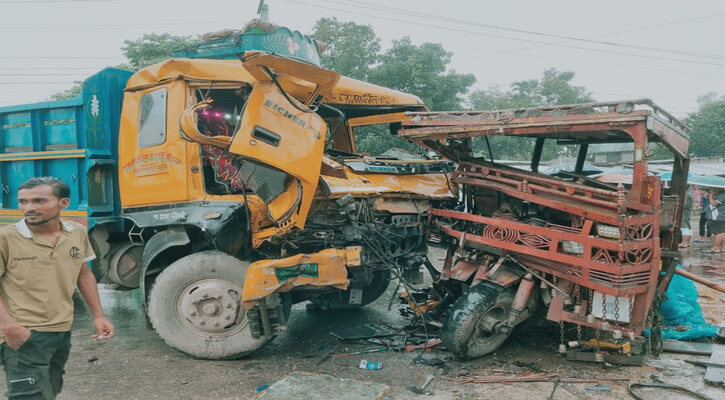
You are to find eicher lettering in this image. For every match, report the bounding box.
[264,99,306,128]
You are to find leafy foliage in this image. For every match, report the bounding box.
[685,94,725,158]
[468,69,594,160]
[369,37,475,111]
[122,33,198,71]
[49,82,83,100]
[311,17,380,81]
[353,124,419,155]
[313,20,475,155]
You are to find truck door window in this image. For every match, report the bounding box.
[193,87,250,195]
[138,88,167,148]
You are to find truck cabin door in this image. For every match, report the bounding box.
[180,52,340,230]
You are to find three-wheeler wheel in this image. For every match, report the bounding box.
[441,281,517,359]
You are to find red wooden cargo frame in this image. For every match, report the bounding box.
[400,99,690,335]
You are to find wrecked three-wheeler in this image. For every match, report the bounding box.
[396,100,690,359]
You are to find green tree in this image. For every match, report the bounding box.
[49,31,194,99]
[685,94,725,158]
[351,37,475,155]
[49,81,83,100]
[311,17,380,81]
[122,33,198,71]
[370,37,475,111]
[468,69,594,160]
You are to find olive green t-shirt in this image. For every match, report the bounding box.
[0,219,95,339]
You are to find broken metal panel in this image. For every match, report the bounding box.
[124,58,423,109]
[320,171,457,200]
[372,198,431,214]
[227,80,326,229]
[242,246,362,308]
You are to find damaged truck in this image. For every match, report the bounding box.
[396,100,689,360]
[0,27,456,359]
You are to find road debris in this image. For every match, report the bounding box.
[407,374,435,395]
[331,347,388,358]
[405,338,442,352]
[663,340,719,356]
[256,372,389,399]
[358,360,383,370]
[704,345,725,386]
[329,323,395,340]
[443,373,630,384]
[255,384,270,392]
[628,377,714,400]
[585,384,612,392]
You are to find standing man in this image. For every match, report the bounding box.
[0,177,114,399]
[698,192,711,242]
[679,187,694,248]
[705,188,725,254]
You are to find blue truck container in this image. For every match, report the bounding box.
[0,68,132,229]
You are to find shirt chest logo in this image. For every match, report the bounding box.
[69,246,81,260]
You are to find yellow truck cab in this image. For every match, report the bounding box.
[87,36,457,358]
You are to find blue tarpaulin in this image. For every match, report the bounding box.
[644,266,718,340]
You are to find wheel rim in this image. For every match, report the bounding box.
[175,278,247,337]
[469,304,509,354]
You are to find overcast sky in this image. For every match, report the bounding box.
[1,0,723,119]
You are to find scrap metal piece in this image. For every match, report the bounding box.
[407,374,435,395]
[329,323,395,340]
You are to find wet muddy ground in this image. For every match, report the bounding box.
[3,239,725,399]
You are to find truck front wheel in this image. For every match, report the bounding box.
[148,250,267,359]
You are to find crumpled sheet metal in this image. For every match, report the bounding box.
[242,246,361,308]
[125,58,422,108]
[321,171,456,199]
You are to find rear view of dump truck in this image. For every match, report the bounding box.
[397,100,689,360]
[0,26,456,359]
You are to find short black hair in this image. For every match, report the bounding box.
[18,177,70,199]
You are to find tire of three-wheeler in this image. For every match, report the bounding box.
[441,281,517,359]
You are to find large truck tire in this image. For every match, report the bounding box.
[441,281,515,359]
[311,269,391,310]
[148,250,267,359]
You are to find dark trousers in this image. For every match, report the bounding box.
[700,214,711,237]
[1,331,71,400]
